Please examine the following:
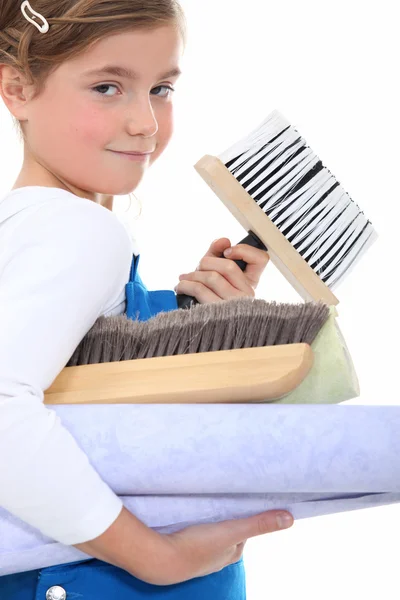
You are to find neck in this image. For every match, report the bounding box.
[96,194,114,211]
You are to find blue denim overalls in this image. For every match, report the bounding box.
[0,254,246,599]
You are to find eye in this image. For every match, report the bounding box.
[151,85,175,98]
[92,84,119,97]
[92,83,175,98]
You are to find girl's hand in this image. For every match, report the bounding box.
[75,503,294,587]
[174,238,270,303]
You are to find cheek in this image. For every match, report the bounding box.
[70,107,112,146]
[29,99,87,160]
[35,102,108,154]
[48,90,112,147]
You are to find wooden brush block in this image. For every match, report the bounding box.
[195,155,339,306]
[44,344,313,405]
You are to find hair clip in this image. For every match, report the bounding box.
[20,0,49,33]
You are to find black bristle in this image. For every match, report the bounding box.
[218,110,377,289]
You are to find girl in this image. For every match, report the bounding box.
[0,1,294,598]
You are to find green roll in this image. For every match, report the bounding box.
[275,306,360,405]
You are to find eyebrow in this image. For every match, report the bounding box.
[82,65,182,80]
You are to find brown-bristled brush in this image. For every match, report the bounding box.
[44,297,330,406]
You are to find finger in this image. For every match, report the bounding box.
[202,238,232,260]
[223,244,270,286]
[174,279,222,304]
[228,544,245,567]
[220,511,294,545]
[186,258,255,296]
[175,270,253,301]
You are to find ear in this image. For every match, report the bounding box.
[0,64,33,121]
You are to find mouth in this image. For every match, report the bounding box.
[109,150,153,161]
[110,150,154,155]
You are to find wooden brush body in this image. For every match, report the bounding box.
[44,343,314,405]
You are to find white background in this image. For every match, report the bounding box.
[1,0,399,597]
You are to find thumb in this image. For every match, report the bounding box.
[203,238,231,259]
[223,510,294,543]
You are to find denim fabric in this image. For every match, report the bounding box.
[125,254,178,321]
[0,556,246,599]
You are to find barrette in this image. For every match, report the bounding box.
[20,0,49,33]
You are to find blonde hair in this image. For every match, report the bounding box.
[0,0,187,137]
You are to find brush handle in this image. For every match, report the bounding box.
[176,231,268,309]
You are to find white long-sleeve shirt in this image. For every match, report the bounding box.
[0,186,136,546]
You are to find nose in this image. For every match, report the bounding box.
[126,95,158,138]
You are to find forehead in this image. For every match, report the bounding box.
[66,26,183,77]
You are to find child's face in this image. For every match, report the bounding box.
[20,24,183,198]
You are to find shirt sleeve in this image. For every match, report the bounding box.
[0,196,133,545]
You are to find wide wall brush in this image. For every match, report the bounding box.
[177,109,377,308]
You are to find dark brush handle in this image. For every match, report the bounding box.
[176,231,268,309]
